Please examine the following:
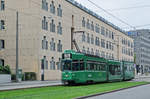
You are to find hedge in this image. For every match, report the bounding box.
[0,65,11,74]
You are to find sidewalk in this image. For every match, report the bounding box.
[133,74,150,82]
[135,74,150,79]
[0,80,62,91]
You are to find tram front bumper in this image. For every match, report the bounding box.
[62,72,75,82]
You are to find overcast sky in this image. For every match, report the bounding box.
[75,0,150,31]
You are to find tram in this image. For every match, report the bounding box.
[61,50,135,85]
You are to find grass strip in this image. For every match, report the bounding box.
[0,81,149,99]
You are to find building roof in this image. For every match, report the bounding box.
[66,0,129,36]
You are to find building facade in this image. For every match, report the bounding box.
[129,29,150,74]
[0,0,134,80]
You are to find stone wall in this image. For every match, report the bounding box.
[0,74,11,84]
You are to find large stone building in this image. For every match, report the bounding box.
[0,0,134,80]
[128,29,150,74]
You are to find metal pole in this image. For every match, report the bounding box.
[16,11,19,82]
[71,15,74,50]
[71,27,74,50]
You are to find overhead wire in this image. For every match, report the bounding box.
[87,0,135,29]
[106,5,150,11]
[122,24,150,29]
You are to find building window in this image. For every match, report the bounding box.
[57,4,62,17]
[109,30,112,39]
[0,0,5,11]
[57,22,62,35]
[57,40,62,52]
[91,21,94,31]
[42,16,48,30]
[82,46,86,53]
[101,39,105,48]
[106,29,108,37]
[87,47,90,54]
[91,34,94,44]
[112,32,114,39]
[106,53,109,59]
[42,0,48,11]
[91,48,94,55]
[50,57,55,70]
[101,51,105,58]
[50,19,55,32]
[82,33,86,42]
[41,56,48,69]
[82,17,86,27]
[106,41,109,49]
[128,40,130,47]
[95,50,100,56]
[112,44,114,51]
[0,40,4,49]
[42,36,48,50]
[56,58,61,70]
[95,24,100,33]
[95,37,100,46]
[131,43,133,48]
[0,59,4,66]
[87,33,90,43]
[112,54,114,59]
[109,42,111,50]
[0,20,5,30]
[101,26,105,36]
[50,1,55,14]
[86,19,90,29]
[50,38,55,51]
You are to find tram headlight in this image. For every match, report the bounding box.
[65,75,69,77]
[72,73,75,77]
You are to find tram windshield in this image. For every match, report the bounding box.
[62,60,71,71]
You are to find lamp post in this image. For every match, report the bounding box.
[16,11,19,82]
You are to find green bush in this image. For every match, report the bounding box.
[25,72,36,81]
[11,73,25,81]
[22,73,25,81]
[0,65,11,74]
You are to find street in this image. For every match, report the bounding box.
[87,83,150,99]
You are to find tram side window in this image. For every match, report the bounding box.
[90,63,94,70]
[94,64,98,71]
[116,66,121,75]
[100,64,106,71]
[109,65,115,75]
[80,62,84,70]
[86,63,90,70]
[72,60,85,71]
[109,65,121,75]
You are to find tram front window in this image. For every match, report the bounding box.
[62,60,71,71]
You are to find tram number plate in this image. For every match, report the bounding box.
[88,74,92,78]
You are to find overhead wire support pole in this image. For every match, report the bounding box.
[16,11,19,82]
[71,27,85,52]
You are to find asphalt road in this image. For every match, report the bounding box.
[87,84,150,99]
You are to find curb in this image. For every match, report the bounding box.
[75,83,150,99]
